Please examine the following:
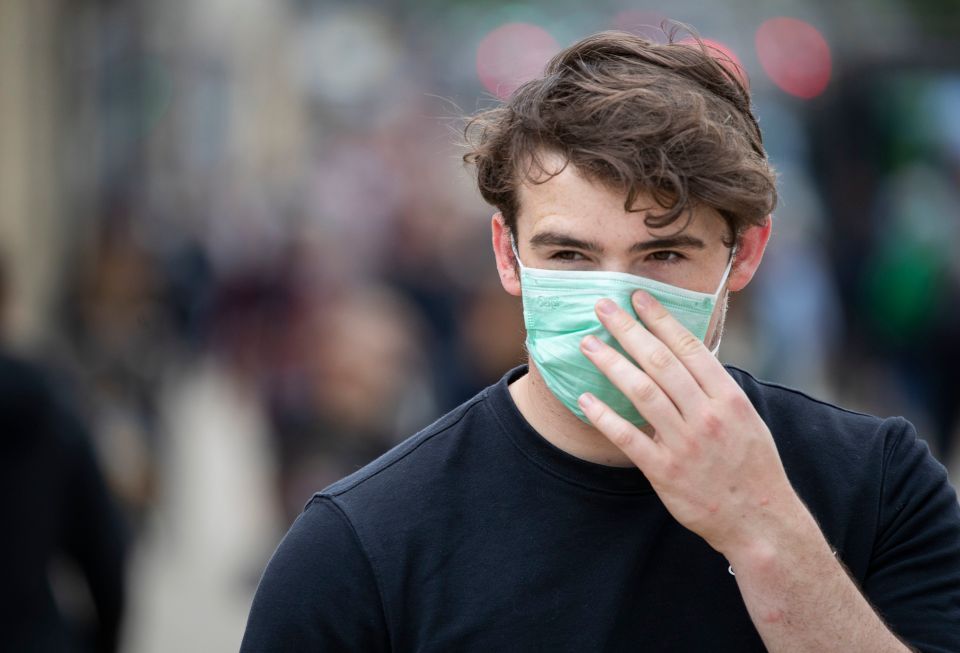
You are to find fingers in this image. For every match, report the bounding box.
[629,290,729,399]
[577,391,661,469]
[579,333,684,437]
[592,297,707,419]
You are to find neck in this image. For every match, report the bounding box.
[508,360,649,468]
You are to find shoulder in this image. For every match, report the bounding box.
[242,496,391,651]
[724,364,896,453]
[315,388,493,512]
[725,364,882,425]
[724,366,960,555]
[723,365,914,520]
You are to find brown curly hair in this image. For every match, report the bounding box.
[463,29,777,246]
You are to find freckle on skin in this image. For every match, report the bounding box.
[728,485,737,493]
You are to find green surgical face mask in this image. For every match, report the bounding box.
[512,239,735,427]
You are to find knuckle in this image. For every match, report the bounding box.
[664,458,684,481]
[675,333,703,358]
[648,346,674,371]
[629,377,659,403]
[649,305,672,324]
[701,411,724,438]
[682,437,702,458]
[611,423,635,448]
[617,313,639,334]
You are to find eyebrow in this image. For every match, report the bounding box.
[528,230,706,253]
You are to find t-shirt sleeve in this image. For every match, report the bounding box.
[240,495,390,652]
[863,418,960,653]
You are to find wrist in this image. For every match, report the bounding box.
[719,493,822,571]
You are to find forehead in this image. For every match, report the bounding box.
[515,155,727,243]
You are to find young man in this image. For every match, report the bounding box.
[241,32,960,651]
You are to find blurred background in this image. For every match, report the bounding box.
[1,0,958,650]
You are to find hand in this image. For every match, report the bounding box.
[577,290,809,559]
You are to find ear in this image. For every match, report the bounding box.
[491,213,522,297]
[727,217,772,292]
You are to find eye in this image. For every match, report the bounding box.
[550,250,587,262]
[648,250,684,263]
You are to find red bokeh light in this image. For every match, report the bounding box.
[476,23,561,100]
[755,17,832,99]
[679,37,749,90]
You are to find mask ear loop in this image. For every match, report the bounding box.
[709,245,738,356]
[509,234,526,271]
[711,244,738,299]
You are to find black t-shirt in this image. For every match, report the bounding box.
[241,365,960,652]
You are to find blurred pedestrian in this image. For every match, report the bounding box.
[0,259,128,653]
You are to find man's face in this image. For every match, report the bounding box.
[509,156,737,350]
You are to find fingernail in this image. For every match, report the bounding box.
[582,335,602,352]
[597,298,617,315]
[578,392,595,408]
[633,291,651,309]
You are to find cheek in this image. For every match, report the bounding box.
[638,263,713,293]
[687,253,737,294]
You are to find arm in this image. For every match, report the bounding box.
[576,291,958,652]
[726,418,960,653]
[861,418,960,653]
[723,502,913,652]
[240,496,390,652]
